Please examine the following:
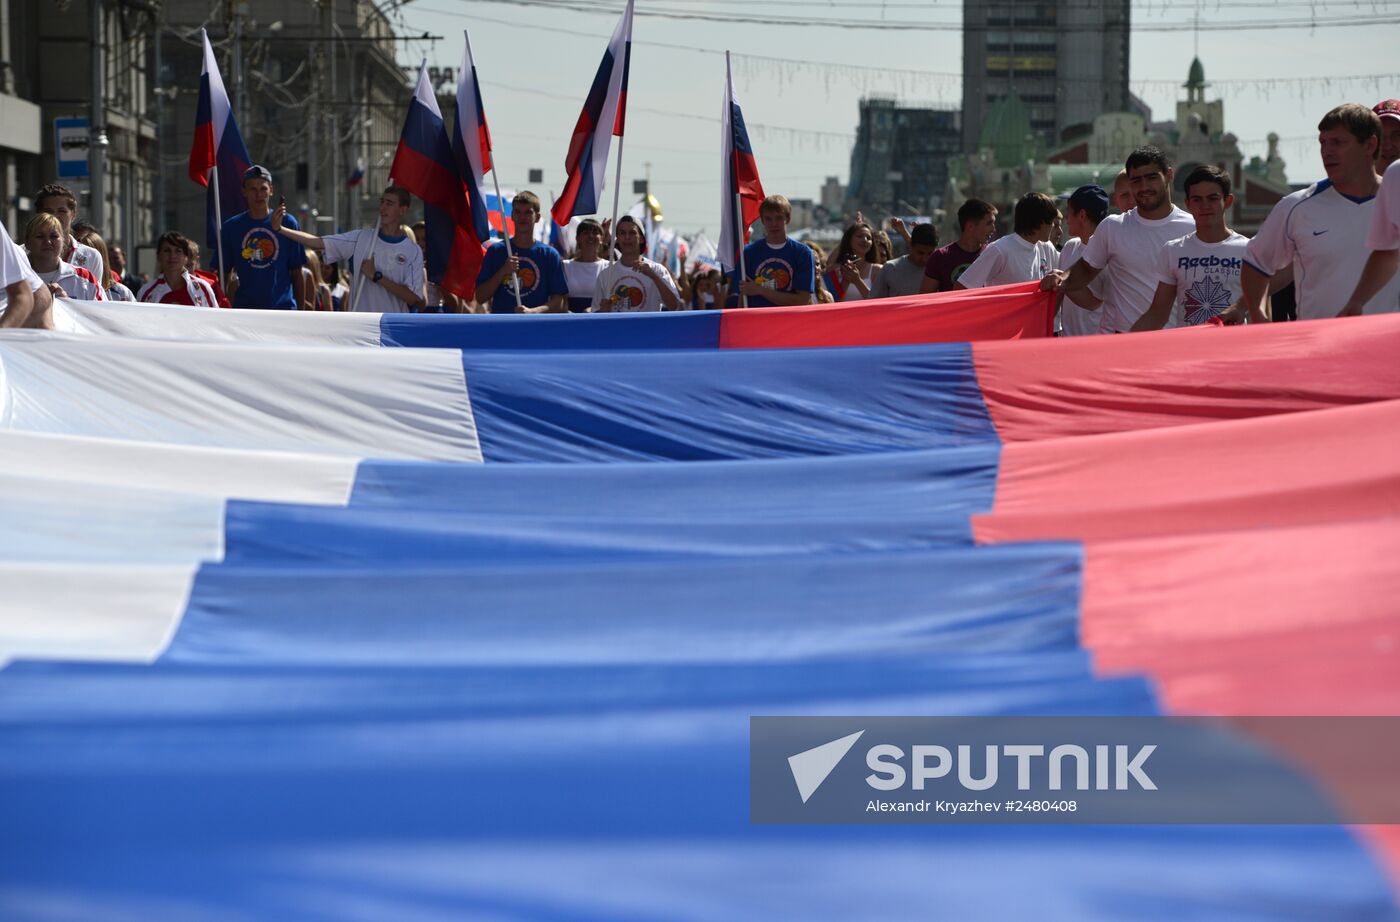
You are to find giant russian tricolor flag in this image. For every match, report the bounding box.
[3,306,1400,917]
[550,0,633,225]
[391,61,483,300]
[188,27,251,273]
[718,51,764,273]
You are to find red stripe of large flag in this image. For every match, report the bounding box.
[450,31,494,251]
[391,61,484,300]
[188,28,251,273]
[718,52,764,272]
[551,0,633,225]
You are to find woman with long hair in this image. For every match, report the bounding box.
[71,224,134,301]
[824,220,882,301]
[136,231,218,306]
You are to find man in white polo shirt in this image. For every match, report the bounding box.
[271,185,426,313]
[1241,103,1399,321]
[1133,164,1250,330]
[955,192,1059,289]
[1052,146,1194,332]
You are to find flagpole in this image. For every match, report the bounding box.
[490,173,523,312]
[211,163,226,291]
[733,181,748,310]
[725,51,748,309]
[608,134,626,266]
[349,230,377,314]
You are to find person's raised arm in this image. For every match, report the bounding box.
[270,203,324,251]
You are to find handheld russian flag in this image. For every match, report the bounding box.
[550,0,633,226]
[718,51,764,275]
[391,60,483,300]
[450,31,494,259]
[188,28,251,275]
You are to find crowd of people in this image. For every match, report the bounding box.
[1,100,1397,332]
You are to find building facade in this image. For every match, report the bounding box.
[962,0,1130,153]
[845,97,960,221]
[5,0,159,256]
[162,0,413,251]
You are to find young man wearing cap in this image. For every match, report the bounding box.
[1375,99,1400,173]
[1242,103,1398,321]
[920,199,996,293]
[1049,184,1111,336]
[1050,146,1194,332]
[1132,165,1250,331]
[34,184,104,285]
[271,186,425,313]
[955,193,1060,289]
[218,165,307,309]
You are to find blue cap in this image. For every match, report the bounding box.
[1067,184,1109,221]
[242,164,273,184]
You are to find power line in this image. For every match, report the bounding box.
[424,8,1398,95]
[445,0,1400,32]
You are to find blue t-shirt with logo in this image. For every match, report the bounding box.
[727,237,816,307]
[476,240,568,313]
[220,211,307,309]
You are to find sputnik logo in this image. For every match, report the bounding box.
[788,730,864,803]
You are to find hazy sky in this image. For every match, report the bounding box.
[396,0,1397,235]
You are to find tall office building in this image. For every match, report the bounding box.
[846,97,961,218]
[962,0,1130,153]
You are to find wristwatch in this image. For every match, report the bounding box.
[373,270,384,283]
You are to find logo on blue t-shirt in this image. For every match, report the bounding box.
[239,227,281,267]
[515,256,541,296]
[754,257,794,292]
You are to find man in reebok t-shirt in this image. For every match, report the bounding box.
[956,193,1059,289]
[272,185,425,313]
[921,198,996,293]
[219,165,306,309]
[1244,104,1399,321]
[1133,165,1250,330]
[728,194,815,308]
[1054,146,1194,332]
[476,190,568,313]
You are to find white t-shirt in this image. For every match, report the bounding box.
[1366,160,1400,251]
[1056,236,1108,336]
[1082,205,1195,332]
[65,237,104,288]
[322,229,424,313]
[1156,231,1249,327]
[0,225,40,292]
[37,260,104,300]
[591,256,680,312]
[563,258,607,312]
[958,233,1058,290]
[1245,179,1400,319]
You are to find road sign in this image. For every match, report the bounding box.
[55,117,90,179]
